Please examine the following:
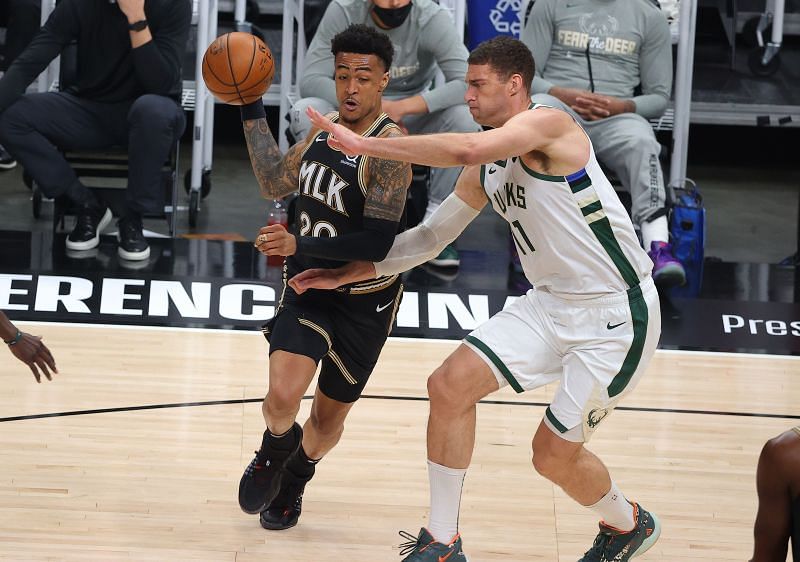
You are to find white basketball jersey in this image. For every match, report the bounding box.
[481,106,652,298]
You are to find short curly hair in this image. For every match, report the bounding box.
[331,24,394,72]
[468,36,535,93]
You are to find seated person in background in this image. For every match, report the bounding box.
[0,0,41,170]
[521,0,686,287]
[750,427,800,562]
[0,0,190,261]
[290,0,481,268]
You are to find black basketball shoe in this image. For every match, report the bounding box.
[238,423,302,514]
[117,215,150,261]
[66,204,112,251]
[259,468,312,530]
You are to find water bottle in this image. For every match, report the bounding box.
[266,198,288,267]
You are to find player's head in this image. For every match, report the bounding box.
[465,37,535,127]
[331,24,394,126]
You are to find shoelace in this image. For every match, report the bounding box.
[398,530,425,556]
[583,532,613,560]
[244,450,270,476]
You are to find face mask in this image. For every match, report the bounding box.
[372,2,412,29]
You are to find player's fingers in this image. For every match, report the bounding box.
[307,106,333,131]
[265,224,286,233]
[37,359,53,381]
[42,346,57,373]
[28,364,41,383]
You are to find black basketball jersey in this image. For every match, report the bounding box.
[288,112,405,293]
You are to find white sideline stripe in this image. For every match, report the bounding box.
[12,320,800,360]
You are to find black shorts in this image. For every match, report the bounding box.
[262,278,403,403]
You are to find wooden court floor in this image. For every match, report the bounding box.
[0,322,797,561]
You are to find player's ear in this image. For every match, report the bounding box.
[380,71,389,91]
[509,73,523,96]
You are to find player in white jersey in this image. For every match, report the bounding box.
[293,36,662,562]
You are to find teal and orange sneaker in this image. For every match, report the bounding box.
[578,503,661,561]
[399,528,466,561]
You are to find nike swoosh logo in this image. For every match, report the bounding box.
[607,321,625,329]
[439,552,455,562]
[487,168,496,174]
[315,136,326,142]
[376,301,393,312]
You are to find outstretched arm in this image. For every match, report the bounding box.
[241,102,306,200]
[307,106,567,168]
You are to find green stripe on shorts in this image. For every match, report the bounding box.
[608,285,648,398]
[464,335,524,393]
[545,406,568,433]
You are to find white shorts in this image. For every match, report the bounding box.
[464,276,661,442]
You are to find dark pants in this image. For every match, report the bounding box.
[0,92,185,215]
[0,0,41,70]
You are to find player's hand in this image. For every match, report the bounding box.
[116,0,147,23]
[255,224,297,256]
[289,268,346,294]
[306,106,365,156]
[9,333,58,383]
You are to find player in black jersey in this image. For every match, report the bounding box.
[236,24,412,531]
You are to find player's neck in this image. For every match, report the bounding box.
[491,94,532,129]
[340,108,384,136]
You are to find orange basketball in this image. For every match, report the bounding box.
[202,32,275,105]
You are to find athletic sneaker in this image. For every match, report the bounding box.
[66,204,112,251]
[578,503,661,562]
[428,244,460,267]
[259,468,311,530]
[238,423,302,514]
[117,215,150,261]
[0,144,16,170]
[648,241,686,288]
[398,527,467,562]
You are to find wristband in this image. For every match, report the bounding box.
[4,330,22,346]
[240,100,266,122]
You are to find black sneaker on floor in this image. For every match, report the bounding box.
[239,423,302,514]
[66,205,112,251]
[259,468,312,530]
[0,144,16,170]
[117,216,150,261]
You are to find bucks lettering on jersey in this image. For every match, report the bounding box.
[481,105,652,297]
[289,112,402,276]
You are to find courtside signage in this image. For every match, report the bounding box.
[2,272,800,354]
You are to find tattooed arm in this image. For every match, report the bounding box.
[242,117,307,200]
[363,127,413,223]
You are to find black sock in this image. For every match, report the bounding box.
[284,445,319,479]
[261,422,301,454]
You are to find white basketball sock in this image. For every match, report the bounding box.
[587,481,636,532]
[426,460,467,544]
[641,215,669,250]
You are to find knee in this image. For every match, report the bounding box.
[0,97,30,142]
[427,362,467,411]
[531,445,563,480]
[290,97,335,141]
[128,95,183,132]
[266,384,302,412]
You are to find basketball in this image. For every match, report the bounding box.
[202,32,275,105]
